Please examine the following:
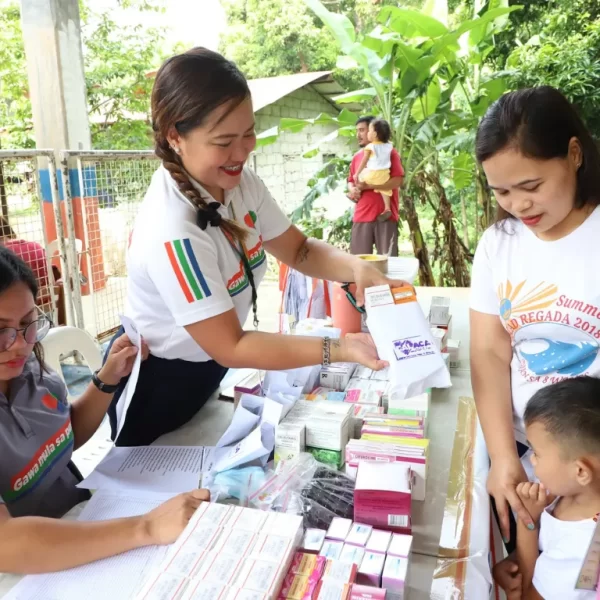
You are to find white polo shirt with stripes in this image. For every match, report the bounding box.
[125,165,291,363]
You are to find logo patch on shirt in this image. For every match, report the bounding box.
[41,392,59,411]
[165,238,212,303]
[6,419,74,501]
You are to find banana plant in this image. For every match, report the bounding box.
[261,0,519,285]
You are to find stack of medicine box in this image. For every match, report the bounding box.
[276,399,352,469]
[428,295,460,369]
[291,516,413,600]
[342,366,388,437]
[137,503,304,600]
[344,387,430,502]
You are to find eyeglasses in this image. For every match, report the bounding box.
[341,283,366,314]
[0,309,52,352]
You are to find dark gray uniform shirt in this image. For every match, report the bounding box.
[0,357,89,517]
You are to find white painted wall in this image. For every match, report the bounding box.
[254,86,354,215]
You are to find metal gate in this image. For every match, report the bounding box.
[0,149,74,325]
[61,150,159,341]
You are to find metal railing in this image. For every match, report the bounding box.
[0,149,75,326]
[61,150,159,341]
[2,149,266,341]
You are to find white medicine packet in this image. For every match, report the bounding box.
[365,284,451,399]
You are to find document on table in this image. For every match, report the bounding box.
[78,445,204,493]
[3,489,179,600]
[115,314,142,437]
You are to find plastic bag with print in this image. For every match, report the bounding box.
[365,284,451,400]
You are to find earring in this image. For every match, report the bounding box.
[172,146,181,154]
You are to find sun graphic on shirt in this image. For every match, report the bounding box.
[497,280,558,320]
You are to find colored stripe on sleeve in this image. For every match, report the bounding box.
[173,239,203,300]
[165,241,194,302]
[164,239,212,303]
[183,238,212,298]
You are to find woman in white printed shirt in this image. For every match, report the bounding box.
[470,85,600,562]
[108,47,405,446]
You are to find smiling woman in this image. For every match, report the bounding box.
[107,47,410,447]
[468,87,600,566]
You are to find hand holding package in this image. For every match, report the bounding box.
[365,285,451,399]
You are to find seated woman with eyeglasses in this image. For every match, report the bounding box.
[0,247,209,574]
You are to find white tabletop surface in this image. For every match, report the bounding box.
[0,286,473,599]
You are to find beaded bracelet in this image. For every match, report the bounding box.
[322,336,331,367]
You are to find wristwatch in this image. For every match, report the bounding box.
[92,369,120,394]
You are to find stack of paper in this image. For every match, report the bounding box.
[137,503,303,600]
[78,446,205,494]
[354,462,412,534]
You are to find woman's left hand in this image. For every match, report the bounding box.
[352,260,411,307]
[99,334,150,386]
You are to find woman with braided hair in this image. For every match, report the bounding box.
[108,47,408,446]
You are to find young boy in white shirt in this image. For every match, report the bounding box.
[496,376,600,599]
[353,118,395,222]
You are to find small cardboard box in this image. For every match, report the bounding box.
[428,296,451,326]
[275,422,306,465]
[320,363,356,391]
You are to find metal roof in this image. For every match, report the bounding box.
[248,70,361,112]
[85,70,361,125]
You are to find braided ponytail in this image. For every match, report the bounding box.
[151,47,252,246]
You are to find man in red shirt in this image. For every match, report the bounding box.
[347,116,404,256]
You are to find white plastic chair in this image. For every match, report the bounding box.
[46,237,84,278]
[41,326,103,402]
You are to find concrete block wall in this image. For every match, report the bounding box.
[254,86,353,214]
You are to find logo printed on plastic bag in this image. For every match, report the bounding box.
[393,336,434,361]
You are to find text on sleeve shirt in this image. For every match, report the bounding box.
[125,165,291,362]
[469,207,600,442]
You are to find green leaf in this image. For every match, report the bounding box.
[422,0,448,28]
[303,0,355,52]
[400,67,419,97]
[256,126,280,147]
[379,7,448,39]
[332,87,377,103]
[430,7,520,60]
[468,5,521,47]
[393,40,424,68]
[302,129,340,158]
[336,55,358,70]
[411,77,441,122]
[336,108,359,126]
[279,118,310,133]
[452,152,475,190]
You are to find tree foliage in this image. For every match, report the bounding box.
[0,0,166,149]
[0,3,32,148]
[219,0,418,81]
[82,1,165,149]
